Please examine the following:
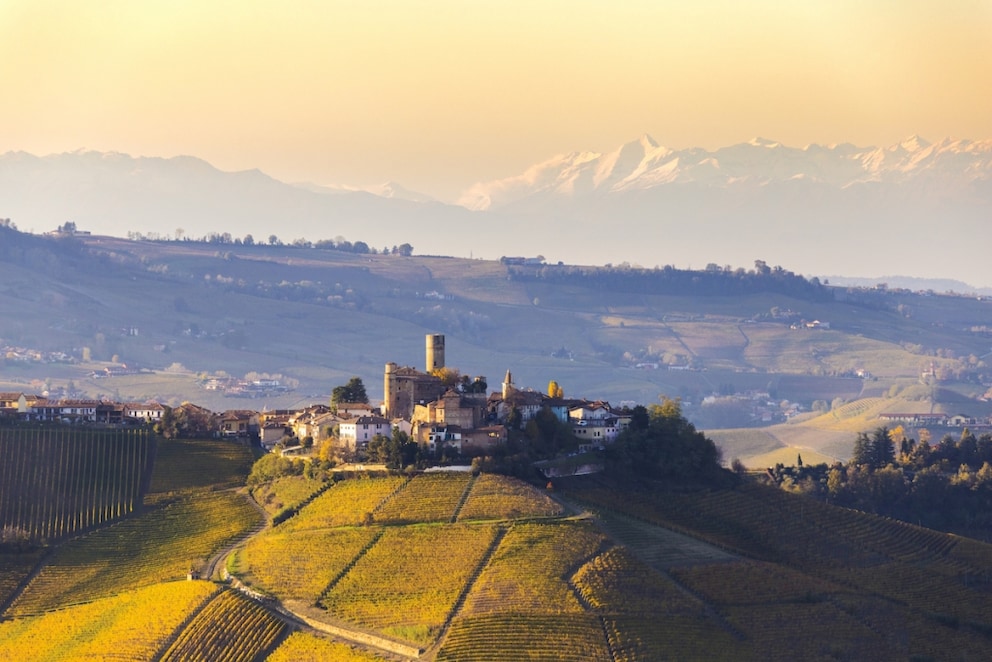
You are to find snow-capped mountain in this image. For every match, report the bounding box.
[2,140,991,288]
[300,180,437,204]
[458,135,992,210]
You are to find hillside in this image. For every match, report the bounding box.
[7,433,992,659]
[2,227,991,462]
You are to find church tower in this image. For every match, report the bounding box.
[501,369,514,400]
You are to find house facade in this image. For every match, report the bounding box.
[339,415,393,450]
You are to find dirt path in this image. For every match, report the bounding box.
[203,488,268,581]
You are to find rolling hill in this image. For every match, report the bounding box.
[1,225,991,463]
[7,434,992,660]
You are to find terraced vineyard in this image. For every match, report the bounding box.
[373,472,474,524]
[436,614,613,662]
[250,475,330,517]
[279,475,408,531]
[565,479,992,659]
[0,580,218,661]
[0,550,44,609]
[457,473,563,521]
[148,437,255,493]
[159,588,287,661]
[11,430,992,661]
[0,427,154,543]
[234,472,647,657]
[319,523,500,645]
[6,488,261,616]
[460,521,607,616]
[267,632,389,661]
[241,527,382,603]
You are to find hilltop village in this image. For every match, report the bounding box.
[0,334,628,467]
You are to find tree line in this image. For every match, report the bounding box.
[507,260,833,302]
[764,426,992,536]
[136,229,414,257]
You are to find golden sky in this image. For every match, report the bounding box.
[2,0,991,200]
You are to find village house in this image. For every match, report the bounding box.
[338,415,393,452]
[568,401,623,447]
[461,425,507,455]
[418,423,463,454]
[218,410,258,438]
[335,402,377,418]
[124,402,165,423]
[290,406,343,442]
[413,389,488,431]
[488,370,547,424]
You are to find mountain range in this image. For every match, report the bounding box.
[459,134,992,209]
[2,135,991,289]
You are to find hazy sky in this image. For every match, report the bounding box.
[2,1,991,200]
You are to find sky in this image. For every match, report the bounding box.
[2,1,992,201]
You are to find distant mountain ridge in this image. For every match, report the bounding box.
[2,138,992,289]
[458,135,992,210]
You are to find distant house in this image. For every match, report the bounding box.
[218,410,257,438]
[461,425,507,455]
[0,392,32,417]
[338,415,393,451]
[878,412,950,426]
[124,402,165,423]
[292,409,342,441]
[29,399,100,423]
[568,401,621,446]
[259,422,289,451]
[335,402,376,418]
[419,423,463,454]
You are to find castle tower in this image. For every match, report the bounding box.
[384,362,397,417]
[426,334,445,373]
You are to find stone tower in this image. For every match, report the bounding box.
[426,334,445,373]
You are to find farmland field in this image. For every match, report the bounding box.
[460,521,607,616]
[241,527,381,603]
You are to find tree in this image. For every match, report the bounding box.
[431,367,462,388]
[606,397,722,482]
[628,405,650,431]
[397,243,413,257]
[851,432,871,467]
[332,377,369,404]
[547,380,563,398]
[869,427,895,468]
